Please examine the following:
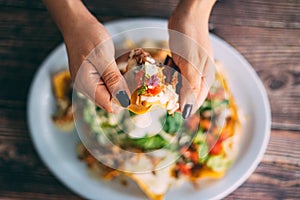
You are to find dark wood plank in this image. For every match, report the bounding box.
[0,6,62,104]
[83,0,178,19]
[0,136,82,199]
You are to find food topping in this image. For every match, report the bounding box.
[126,49,180,115]
[51,70,74,131]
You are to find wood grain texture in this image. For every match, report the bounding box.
[0,0,299,199]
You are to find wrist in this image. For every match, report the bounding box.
[176,0,216,22]
[43,0,96,37]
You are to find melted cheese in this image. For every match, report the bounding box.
[129,85,179,115]
[126,108,165,138]
[124,156,175,200]
[52,70,71,99]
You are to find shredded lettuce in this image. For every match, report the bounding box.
[199,99,229,113]
[206,155,231,172]
[198,142,209,163]
[199,100,212,113]
[162,112,183,134]
[137,84,148,95]
[131,134,168,151]
[83,106,92,123]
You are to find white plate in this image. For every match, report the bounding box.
[28,18,271,200]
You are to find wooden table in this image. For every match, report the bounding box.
[0,0,299,199]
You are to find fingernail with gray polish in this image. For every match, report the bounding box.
[116,90,130,107]
[182,104,193,119]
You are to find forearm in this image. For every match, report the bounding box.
[183,0,216,18]
[43,0,95,37]
[173,0,216,25]
[169,0,216,58]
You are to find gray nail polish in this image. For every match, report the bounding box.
[116,90,130,107]
[182,104,193,119]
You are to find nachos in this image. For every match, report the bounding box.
[51,45,241,200]
[78,50,241,200]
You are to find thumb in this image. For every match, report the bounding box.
[173,54,215,119]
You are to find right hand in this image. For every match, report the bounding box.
[168,0,216,118]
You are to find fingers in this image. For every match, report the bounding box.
[101,62,130,107]
[176,57,202,119]
[197,77,210,108]
[85,37,130,110]
[173,53,215,119]
[74,60,114,112]
[191,55,215,108]
[168,29,216,118]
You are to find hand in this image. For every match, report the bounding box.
[168,0,216,118]
[65,17,130,113]
[43,0,130,112]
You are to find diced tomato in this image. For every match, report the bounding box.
[180,147,198,163]
[177,162,191,176]
[209,141,223,155]
[180,147,189,155]
[219,130,230,141]
[190,151,199,163]
[147,85,162,95]
[200,119,211,131]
